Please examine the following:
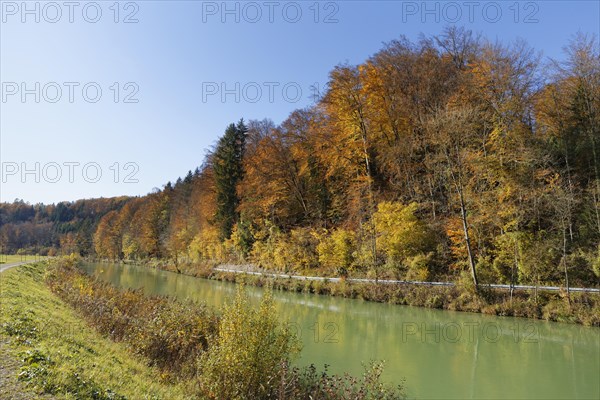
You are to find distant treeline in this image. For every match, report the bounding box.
[0,197,129,255]
[6,27,600,288]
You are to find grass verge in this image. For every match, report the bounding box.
[0,254,37,264]
[0,262,191,399]
[2,259,406,399]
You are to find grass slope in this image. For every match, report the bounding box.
[0,262,190,400]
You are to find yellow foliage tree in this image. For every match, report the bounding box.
[316,229,356,273]
[373,202,434,266]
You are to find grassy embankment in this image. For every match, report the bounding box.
[1,259,405,399]
[0,262,191,399]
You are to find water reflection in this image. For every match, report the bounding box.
[82,263,600,400]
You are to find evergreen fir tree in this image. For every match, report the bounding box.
[213,119,248,240]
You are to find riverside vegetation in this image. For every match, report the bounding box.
[0,258,405,399]
[148,260,598,326]
[2,27,600,322]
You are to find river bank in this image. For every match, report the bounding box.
[2,259,406,399]
[104,258,600,326]
[82,260,600,399]
[0,262,191,399]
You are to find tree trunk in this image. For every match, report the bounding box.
[359,118,377,265]
[590,136,600,235]
[428,175,437,220]
[562,224,571,304]
[458,187,478,287]
[564,149,575,241]
[511,238,518,303]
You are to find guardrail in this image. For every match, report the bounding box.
[213,267,600,293]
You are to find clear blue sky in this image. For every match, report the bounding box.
[1,0,599,204]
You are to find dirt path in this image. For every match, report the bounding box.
[0,261,34,274]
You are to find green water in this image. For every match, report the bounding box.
[81,262,600,399]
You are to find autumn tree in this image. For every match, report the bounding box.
[94,210,122,259]
[426,105,481,286]
[19,28,600,291]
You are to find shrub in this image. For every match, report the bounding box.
[565,250,599,286]
[44,257,218,377]
[43,258,409,397]
[373,202,435,267]
[517,232,561,285]
[189,227,225,262]
[228,220,255,260]
[269,228,319,272]
[405,253,433,281]
[246,221,279,268]
[279,362,405,399]
[590,245,600,278]
[317,229,356,273]
[542,299,575,323]
[476,255,499,284]
[198,286,300,399]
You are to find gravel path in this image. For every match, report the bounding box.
[0,261,33,274]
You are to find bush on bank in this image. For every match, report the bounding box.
[0,262,191,399]
[43,257,406,399]
[45,256,218,379]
